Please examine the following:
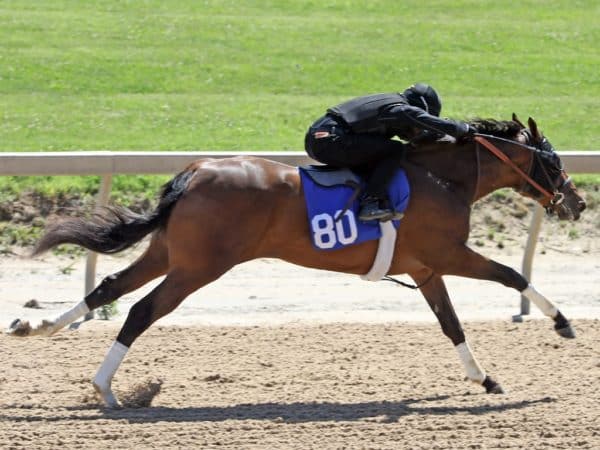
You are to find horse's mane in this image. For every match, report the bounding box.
[467,118,523,139]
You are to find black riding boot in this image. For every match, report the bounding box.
[358,196,403,222]
[358,153,406,222]
[358,196,394,222]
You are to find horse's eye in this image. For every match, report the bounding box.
[540,138,554,153]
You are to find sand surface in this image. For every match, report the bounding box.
[1,240,599,449]
[1,319,599,449]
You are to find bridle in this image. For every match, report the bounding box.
[473,133,570,210]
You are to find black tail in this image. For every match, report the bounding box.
[32,169,196,256]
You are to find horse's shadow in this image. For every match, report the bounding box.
[1,394,555,424]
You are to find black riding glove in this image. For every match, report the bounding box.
[456,123,477,144]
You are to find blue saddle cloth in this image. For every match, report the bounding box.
[299,167,410,250]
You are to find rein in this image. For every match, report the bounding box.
[382,271,435,289]
[474,135,557,206]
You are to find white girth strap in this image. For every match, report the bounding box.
[361,221,397,281]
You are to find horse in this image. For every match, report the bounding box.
[6,115,586,408]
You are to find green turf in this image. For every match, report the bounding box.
[1,0,598,153]
[0,0,598,200]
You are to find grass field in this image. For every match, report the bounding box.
[0,0,598,197]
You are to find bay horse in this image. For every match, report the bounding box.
[6,115,586,408]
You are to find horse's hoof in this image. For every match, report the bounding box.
[93,382,121,409]
[555,325,576,339]
[554,312,576,339]
[6,319,31,337]
[482,376,505,394]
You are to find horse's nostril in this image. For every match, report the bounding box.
[579,201,587,212]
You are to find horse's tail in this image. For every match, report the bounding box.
[32,168,196,256]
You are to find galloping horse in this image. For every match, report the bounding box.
[7,115,586,408]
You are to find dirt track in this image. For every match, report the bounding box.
[1,319,599,449]
[1,187,598,449]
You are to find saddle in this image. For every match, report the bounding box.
[300,165,361,188]
[298,165,411,281]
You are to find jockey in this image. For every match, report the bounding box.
[304,83,476,222]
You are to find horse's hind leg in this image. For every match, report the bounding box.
[413,270,504,394]
[446,246,575,338]
[85,232,169,311]
[6,233,169,338]
[92,264,230,407]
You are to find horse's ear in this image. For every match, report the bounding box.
[528,117,540,139]
[512,113,526,128]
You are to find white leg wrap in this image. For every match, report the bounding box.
[33,300,90,336]
[93,341,129,392]
[521,284,558,318]
[456,342,486,383]
[53,300,90,330]
[92,341,128,408]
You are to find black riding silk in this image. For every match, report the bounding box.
[326,92,468,139]
[307,93,469,199]
[327,93,406,134]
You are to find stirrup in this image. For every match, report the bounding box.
[358,207,395,222]
[390,211,404,221]
[359,208,403,222]
[359,195,400,222]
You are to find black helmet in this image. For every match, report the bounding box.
[403,83,442,117]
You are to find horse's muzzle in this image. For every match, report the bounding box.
[571,199,587,221]
[551,200,582,221]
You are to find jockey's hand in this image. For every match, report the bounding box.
[456,123,477,144]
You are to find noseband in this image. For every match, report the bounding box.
[473,134,567,208]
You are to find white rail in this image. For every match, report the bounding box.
[0,151,314,175]
[1,150,599,318]
[1,150,598,175]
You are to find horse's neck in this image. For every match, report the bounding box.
[407,140,530,205]
[407,143,479,203]
[471,140,532,203]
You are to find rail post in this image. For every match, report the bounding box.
[514,203,545,321]
[83,174,113,320]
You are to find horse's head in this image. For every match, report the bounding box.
[510,114,586,220]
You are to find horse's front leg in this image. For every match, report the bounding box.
[446,246,575,338]
[412,270,504,394]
